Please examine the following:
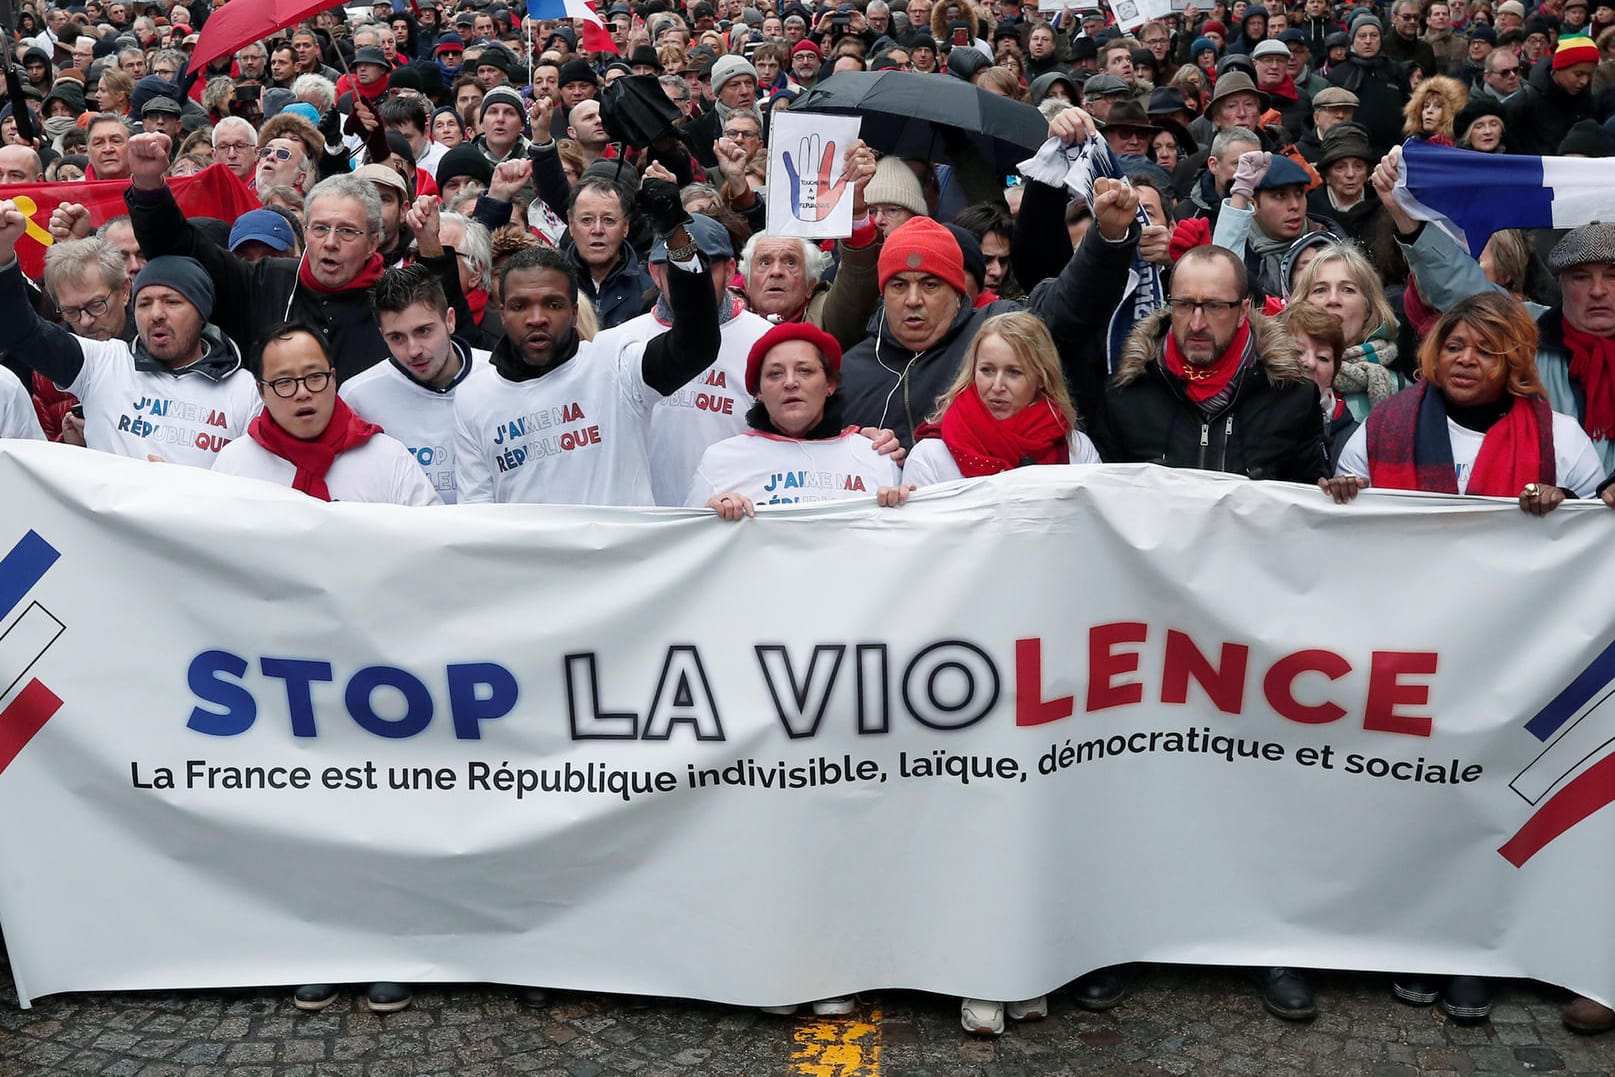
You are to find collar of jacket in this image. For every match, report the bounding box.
[131,322,242,382]
[1113,307,1308,394]
[490,327,580,383]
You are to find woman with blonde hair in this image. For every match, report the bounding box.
[1403,74,1467,145]
[902,312,1100,490]
[1290,243,1403,419]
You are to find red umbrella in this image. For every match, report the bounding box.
[187,0,334,74]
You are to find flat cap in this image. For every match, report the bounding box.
[1549,222,1615,273]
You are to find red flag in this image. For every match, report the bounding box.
[581,5,620,54]
[0,164,261,280]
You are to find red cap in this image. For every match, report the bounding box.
[877,216,968,298]
[1202,20,1228,36]
[791,39,823,57]
[746,322,843,395]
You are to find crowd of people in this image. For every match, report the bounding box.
[0,0,1613,1038]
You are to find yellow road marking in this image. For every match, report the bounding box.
[788,1006,882,1077]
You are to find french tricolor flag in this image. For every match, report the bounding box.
[527,0,618,52]
[1394,137,1615,256]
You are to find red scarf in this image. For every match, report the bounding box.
[1465,396,1549,496]
[919,385,1071,477]
[1565,322,1615,441]
[466,287,489,325]
[1162,320,1251,404]
[297,252,386,296]
[248,397,382,502]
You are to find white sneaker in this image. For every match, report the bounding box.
[758,1004,799,1015]
[960,998,1005,1036]
[811,996,855,1016]
[1007,995,1048,1022]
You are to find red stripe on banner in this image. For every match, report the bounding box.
[1498,751,1615,867]
[0,679,62,776]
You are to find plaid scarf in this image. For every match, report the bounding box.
[1365,381,1555,496]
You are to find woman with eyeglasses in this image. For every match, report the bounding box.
[212,321,443,507]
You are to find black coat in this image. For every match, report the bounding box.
[1091,309,1328,483]
[840,221,1140,447]
[1504,65,1594,156]
[1327,54,1408,155]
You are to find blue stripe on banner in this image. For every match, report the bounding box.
[0,531,59,622]
[1402,139,1553,254]
[1524,634,1615,742]
[527,0,566,18]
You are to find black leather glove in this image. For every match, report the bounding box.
[639,177,690,237]
[318,103,342,145]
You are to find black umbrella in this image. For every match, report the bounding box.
[789,70,1050,175]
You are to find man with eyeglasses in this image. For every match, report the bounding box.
[255,135,314,200]
[235,42,268,81]
[566,175,653,330]
[1480,47,1522,102]
[127,137,470,382]
[0,211,260,468]
[43,238,133,346]
[1383,0,1438,72]
[212,322,440,505]
[1503,35,1597,154]
[1097,243,1326,481]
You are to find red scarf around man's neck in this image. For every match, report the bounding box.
[1162,320,1252,404]
[922,384,1071,477]
[297,252,386,296]
[248,396,382,502]
[1564,322,1615,441]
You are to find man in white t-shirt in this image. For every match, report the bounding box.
[0,200,259,469]
[593,213,771,505]
[453,177,723,505]
[213,322,441,506]
[0,366,45,440]
[341,265,490,503]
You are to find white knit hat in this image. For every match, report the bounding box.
[863,156,927,217]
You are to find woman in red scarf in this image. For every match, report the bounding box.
[1322,294,1603,516]
[211,322,442,508]
[901,312,1100,495]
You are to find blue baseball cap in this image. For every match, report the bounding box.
[1255,154,1313,191]
[229,209,296,253]
[650,214,734,263]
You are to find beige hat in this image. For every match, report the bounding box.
[1311,86,1360,109]
[354,163,409,200]
[1497,0,1526,17]
[864,156,927,218]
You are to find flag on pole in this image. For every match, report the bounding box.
[1395,137,1615,256]
[0,165,261,280]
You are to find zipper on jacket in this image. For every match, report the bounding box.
[1198,422,1209,469]
[1219,416,1233,473]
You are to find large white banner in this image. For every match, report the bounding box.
[1,441,1614,1009]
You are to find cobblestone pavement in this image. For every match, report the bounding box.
[3,957,1614,1077]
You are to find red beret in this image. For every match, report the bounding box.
[877,216,968,298]
[746,321,843,395]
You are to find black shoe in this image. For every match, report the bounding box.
[1260,968,1316,1021]
[1072,964,1134,1011]
[518,987,551,1007]
[1440,976,1491,1023]
[1392,977,1440,1006]
[365,982,412,1013]
[293,984,339,1012]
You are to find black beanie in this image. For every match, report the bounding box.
[436,143,494,188]
[1559,119,1615,158]
[134,256,215,321]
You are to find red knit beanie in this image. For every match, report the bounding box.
[1202,19,1228,36]
[1553,36,1599,70]
[877,216,968,297]
[745,321,843,395]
